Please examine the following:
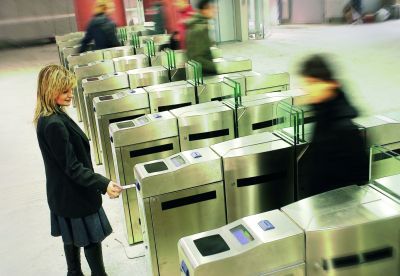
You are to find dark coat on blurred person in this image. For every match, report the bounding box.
[301,88,369,198]
[37,111,109,218]
[79,13,120,53]
[185,13,217,75]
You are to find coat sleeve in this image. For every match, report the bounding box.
[44,121,109,194]
[80,23,94,53]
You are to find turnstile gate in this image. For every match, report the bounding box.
[113,54,150,72]
[178,210,305,276]
[93,88,150,180]
[213,57,252,74]
[82,72,130,165]
[134,147,226,276]
[109,112,180,244]
[211,132,295,222]
[144,81,196,113]
[282,185,400,276]
[103,46,135,59]
[127,66,169,88]
[73,60,115,136]
[170,101,235,151]
[240,71,290,95]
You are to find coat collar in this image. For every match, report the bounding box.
[57,111,90,146]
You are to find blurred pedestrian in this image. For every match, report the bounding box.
[149,1,166,34]
[186,0,217,75]
[299,54,369,198]
[34,65,122,276]
[80,0,120,53]
[175,0,195,49]
[344,0,363,23]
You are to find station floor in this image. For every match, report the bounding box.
[0,21,399,275]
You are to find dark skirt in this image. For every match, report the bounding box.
[51,207,112,247]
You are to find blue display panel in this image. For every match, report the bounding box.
[230,224,254,245]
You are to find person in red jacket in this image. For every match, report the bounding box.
[34,65,122,276]
[175,0,195,49]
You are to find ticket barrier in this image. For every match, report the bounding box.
[73,60,115,134]
[239,71,290,95]
[61,45,81,69]
[103,46,135,60]
[82,72,129,164]
[57,37,82,65]
[127,66,169,88]
[178,210,305,276]
[134,147,226,276]
[109,112,180,244]
[223,92,290,137]
[170,101,235,151]
[211,132,295,222]
[113,54,150,72]
[67,51,104,71]
[213,57,252,74]
[185,61,246,103]
[93,88,150,180]
[145,81,196,113]
[164,49,187,82]
[132,33,171,55]
[282,185,400,276]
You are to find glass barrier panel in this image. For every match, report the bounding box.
[274,101,305,145]
[370,145,400,181]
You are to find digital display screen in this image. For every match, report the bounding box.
[230,224,254,245]
[136,116,150,125]
[117,121,135,129]
[171,155,186,167]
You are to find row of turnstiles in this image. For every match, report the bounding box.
[56,30,400,276]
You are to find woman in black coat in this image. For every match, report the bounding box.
[34,65,122,276]
[299,55,369,198]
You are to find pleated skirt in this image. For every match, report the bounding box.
[51,207,112,247]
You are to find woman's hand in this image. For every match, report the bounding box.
[106,181,122,199]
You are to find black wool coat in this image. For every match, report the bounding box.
[37,111,109,218]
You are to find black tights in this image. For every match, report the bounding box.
[64,243,107,276]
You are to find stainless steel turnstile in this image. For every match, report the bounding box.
[134,147,226,276]
[196,73,246,103]
[178,210,305,276]
[371,173,400,204]
[73,60,115,135]
[282,185,400,276]
[211,132,295,222]
[67,51,104,71]
[62,45,81,69]
[170,101,235,151]
[213,57,252,74]
[127,66,169,88]
[113,54,150,72]
[239,71,290,95]
[224,92,290,137]
[109,112,180,244]
[144,81,196,113]
[103,46,135,59]
[57,38,82,66]
[82,72,129,165]
[93,88,150,180]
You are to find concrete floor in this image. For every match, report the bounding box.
[0,21,399,275]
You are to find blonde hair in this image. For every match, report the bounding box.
[94,0,114,14]
[33,64,76,127]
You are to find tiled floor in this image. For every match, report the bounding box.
[0,21,399,275]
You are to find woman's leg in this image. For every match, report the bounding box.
[63,244,84,276]
[84,242,107,276]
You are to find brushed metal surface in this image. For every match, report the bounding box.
[110,112,180,245]
[213,57,252,74]
[82,72,130,165]
[371,174,400,204]
[211,132,295,222]
[103,46,135,59]
[144,81,196,113]
[282,185,400,276]
[73,60,115,138]
[61,45,80,68]
[113,54,150,72]
[170,101,235,151]
[67,50,104,69]
[224,92,291,137]
[196,73,246,103]
[178,210,305,276]
[127,66,170,88]
[239,71,290,95]
[94,89,149,180]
